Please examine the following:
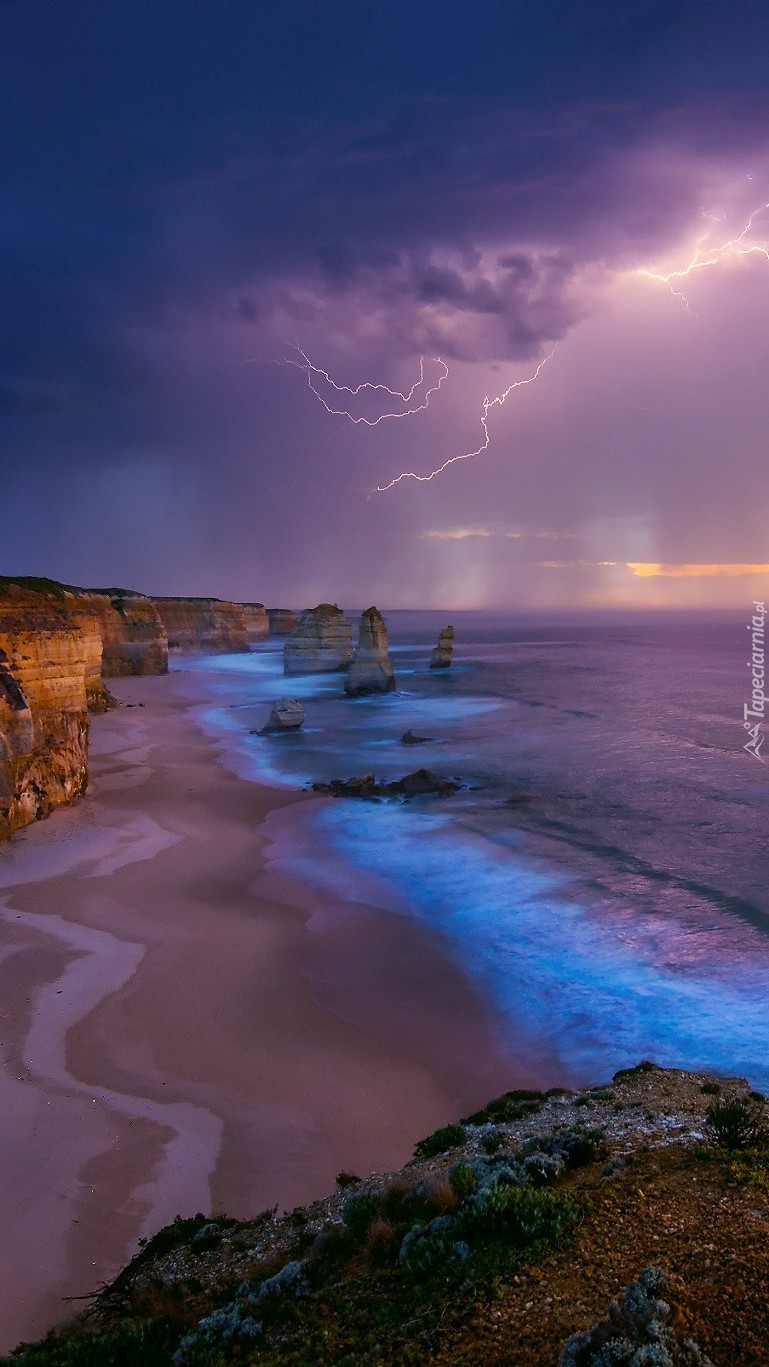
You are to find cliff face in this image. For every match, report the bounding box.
[0,588,89,839]
[85,593,168,676]
[284,604,354,674]
[241,602,269,643]
[60,598,111,710]
[153,598,250,653]
[344,606,396,696]
[267,608,299,635]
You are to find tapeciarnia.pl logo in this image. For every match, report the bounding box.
[744,599,766,763]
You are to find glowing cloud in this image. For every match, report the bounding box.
[536,560,618,569]
[627,563,769,578]
[636,201,769,306]
[421,527,494,540]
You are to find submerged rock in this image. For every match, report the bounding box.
[258,698,305,733]
[284,604,353,675]
[401,730,434,744]
[430,624,454,669]
[344,607,396,696]
[312,768,459,800]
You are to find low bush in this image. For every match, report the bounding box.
[705,1096,768,1150]
[412,1122,467,1159]
[522,1125,608,1169]
[173,1260,310,1364]
[4,1325,177,1367]
[612,1060,657,1082]
[341,1191,382,1239]
[559,1265,713,1366]
[462,1089,544,1125]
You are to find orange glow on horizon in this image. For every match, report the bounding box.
[627,563,769,578]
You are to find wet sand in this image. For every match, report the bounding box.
[0,666,512,1353]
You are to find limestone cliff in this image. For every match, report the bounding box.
[0,586,89,839]
[267,608,299,634]
[87,592,169,676]
[153,598,250,653]
[344,606,396,696]
[284,604,354,674]
[241,602,269,643]
[430,624,455,669]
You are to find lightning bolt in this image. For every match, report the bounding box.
[374,350,555,493]
[637,201,769,306]
[281,346,449,426]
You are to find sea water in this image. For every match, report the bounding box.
[186,611,769,1089]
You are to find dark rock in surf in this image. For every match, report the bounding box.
[312,768,459,800]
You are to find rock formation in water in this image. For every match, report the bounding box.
[153,597,250,653]
[0,585,90,839]
[241,602,269,643]
[429,624,454,669]
[284,604,354,675]
[267,608,299,634]
[344,606,396,696]
[312,768,459,799]
[401,729,433,744]
[83,591,168,677]
[259,698,305,732]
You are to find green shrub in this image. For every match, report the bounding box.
[3,1324,178,1367]
[449,1160,478,1201]
[705,1096,768,1150]
[341,1191,382,1239]
[559,1265,713,1365]
[462,1090,544,1125]
[612,1060,657,1082]
[335,1171,360,1188]
[480,1128,506,1154]
[413,1122,466,1159]
[523,1126,608,1169]
[458,1183,578,1251]
[700,1081,720,1095]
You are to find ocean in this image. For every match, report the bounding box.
[187,610,769,1091]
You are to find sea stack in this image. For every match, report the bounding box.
[344,607,396,697]
[259,698,305,732]
[284,604,354,674]
[430,624,454,669]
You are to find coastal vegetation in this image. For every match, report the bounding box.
[6,1065,769,1365]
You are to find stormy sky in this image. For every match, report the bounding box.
[2,0,769,609]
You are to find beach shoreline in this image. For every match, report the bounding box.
[0,663,513,1353]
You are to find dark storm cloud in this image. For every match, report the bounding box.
[2,0,769,595]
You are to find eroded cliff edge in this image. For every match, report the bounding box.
[0,578,278,838]
[153,597,250,653]
[0,585,90,839]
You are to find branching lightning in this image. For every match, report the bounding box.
[374,350,555,493]
[637,201,769,306]
[277,197,767,498]
[281,346,449,425]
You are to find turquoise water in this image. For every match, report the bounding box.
[185,610,769,1089]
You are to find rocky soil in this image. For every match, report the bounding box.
[9,1064,769,1364]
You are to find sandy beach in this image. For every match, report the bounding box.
[0,665,512,1353]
